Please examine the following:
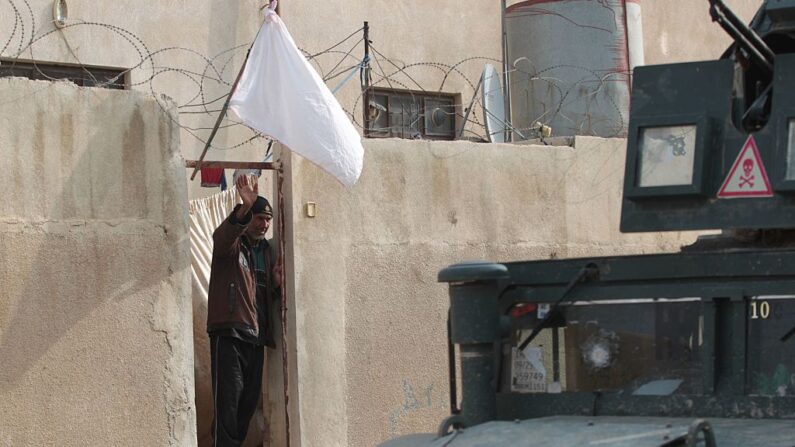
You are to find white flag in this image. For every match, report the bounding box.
[229,10,364,187]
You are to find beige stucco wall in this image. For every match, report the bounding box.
[639,0,763,65]
[0,0,268,199]
[280,1,503,140]
[0,78,194,446]
[284,136,703,447]
[269,3,504,445]
[0,0,501,199]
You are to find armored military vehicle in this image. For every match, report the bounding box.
[383,1,795,445]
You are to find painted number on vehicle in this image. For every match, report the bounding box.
[750,300,771,320]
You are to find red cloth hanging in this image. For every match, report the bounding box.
[200,167,226,188]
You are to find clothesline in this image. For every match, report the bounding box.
[184,160,280,171]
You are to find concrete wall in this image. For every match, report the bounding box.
[284,137,703,447]
[0,78,194,446]
[639,0,762,65]
[280,0,503,141]
[0,0,266,199]
[271,3,504,444]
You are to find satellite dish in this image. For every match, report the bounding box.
[368,99,386,121]
[431,107,447,127]
[481,64,506,143]
[52,0,68,28]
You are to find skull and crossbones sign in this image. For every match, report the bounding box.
[739,159,755,188]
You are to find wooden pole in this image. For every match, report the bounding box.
[189,48,252,181]
[184,160,279,170]
[277,164,292,447]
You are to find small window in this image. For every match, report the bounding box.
[0,59,127,90]
[638,125,697,187]
[365,88,457,140]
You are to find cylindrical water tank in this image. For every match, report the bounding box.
[506,0,641,138]
[625,0,645,70]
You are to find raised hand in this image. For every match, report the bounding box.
[236,174,259,215]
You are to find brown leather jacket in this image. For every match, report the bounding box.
[206,205,277,348]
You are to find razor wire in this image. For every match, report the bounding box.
[0,0,629,152]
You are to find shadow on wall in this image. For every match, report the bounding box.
[0,87,191,435]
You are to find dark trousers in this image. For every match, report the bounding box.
[210,335,265,447]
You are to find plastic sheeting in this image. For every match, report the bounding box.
[229,9,364,187]
[190,189,239,299]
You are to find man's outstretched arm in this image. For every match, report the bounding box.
[213,175,258,257]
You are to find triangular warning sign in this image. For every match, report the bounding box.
[717,135,773,199]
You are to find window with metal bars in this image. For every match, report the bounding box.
[0,59,127,90]
[365,88,458,140]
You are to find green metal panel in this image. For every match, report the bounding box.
[496,394,795,421]
[438,247,795,427]
[440,261,508,427]
[621,55,795,232]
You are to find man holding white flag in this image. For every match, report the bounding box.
[230,2,364,187]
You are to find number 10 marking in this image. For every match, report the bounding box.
[750,301,771,320]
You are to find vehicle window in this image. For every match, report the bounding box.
[509,298,703,395]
